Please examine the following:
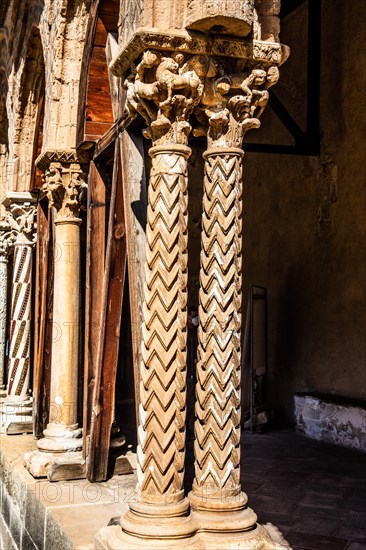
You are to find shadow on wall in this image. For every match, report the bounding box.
[273,262,313,425]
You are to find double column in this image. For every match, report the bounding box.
[25,151,88,477]
[96,39,285,548]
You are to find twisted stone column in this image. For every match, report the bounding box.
[188,66,285,549]
[119,142,195,544]
[97,50,207,548]
[25,151,88,477]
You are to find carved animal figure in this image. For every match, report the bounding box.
[155,56,202,110]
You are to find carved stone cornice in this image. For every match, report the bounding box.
[2,192,37,247]
[36,150,90,219]
[109,28,290,77]
[36,149,92,172]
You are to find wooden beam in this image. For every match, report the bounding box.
[83,161,106,460]
[33,202,54,438]
[87,139,127,481]
[119,130,147,423]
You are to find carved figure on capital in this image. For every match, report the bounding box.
[199,63,280,148]
[42,162,88,218]
[6,202,37,246]
[0,219,16,259]
[124,50,208,145]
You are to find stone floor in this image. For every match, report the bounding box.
[240,431,366,550]
[1,429,366,549]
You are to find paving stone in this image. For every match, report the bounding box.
[344,542,366,550]
[285,531,348,549]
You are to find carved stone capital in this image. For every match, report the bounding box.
[2,193,37,246]
[197,64,280,148]
[0,219,15,260]
[124,50,208,146]
[37,151,89,218]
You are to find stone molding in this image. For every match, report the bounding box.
[110,28,289,77]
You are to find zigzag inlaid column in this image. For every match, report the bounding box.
[0,194,36,434]
[119,142,195,545]
[7,242,34,400]
[99,50,207,548]
[4,195,36,404]
[189,66,285,549]
[0,221,15,392]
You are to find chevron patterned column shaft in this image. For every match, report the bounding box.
[192,147,244,505]
[7,243,33,400]
[137,144,190,505]
[0,255,9,389]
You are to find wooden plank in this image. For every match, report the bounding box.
[119,131,147,422]
[87,139,127,481]
[83,161,106,460]
[106,33,121,121]
[33,202,53,438]
[76,0,100,147]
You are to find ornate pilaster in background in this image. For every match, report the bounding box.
[25,150,88,478]
[0,192,36,434]
[0,220,15,393]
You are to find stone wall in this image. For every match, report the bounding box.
[243,0,366,422]
[0,0,92,202]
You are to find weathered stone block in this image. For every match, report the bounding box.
[295,393,366,452]
[185,0,255,36]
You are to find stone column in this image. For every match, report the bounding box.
[188,66,284,549]
[0,220,15,393]
[25,151,88,478]
[0,193,36,433]
[96,50,207,549]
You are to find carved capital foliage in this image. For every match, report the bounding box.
[196,64,279,148]
[41,159,88,219]
[125,50,209,146]
[5,203,37,246]
[124,43,280,148]
[0,219,16,259]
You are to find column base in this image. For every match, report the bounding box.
[36,422,83,452]
[0,397,33,434]
[95,498,197,549]
[94,495,286,550]
[95,518,285,549]
[24,449,85,480]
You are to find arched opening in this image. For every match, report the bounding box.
[12,27,45,192]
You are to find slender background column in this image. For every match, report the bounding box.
[36,159,87,453]
[6,242,34,401]
[3,196,37,404]
[0,222,14,391]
